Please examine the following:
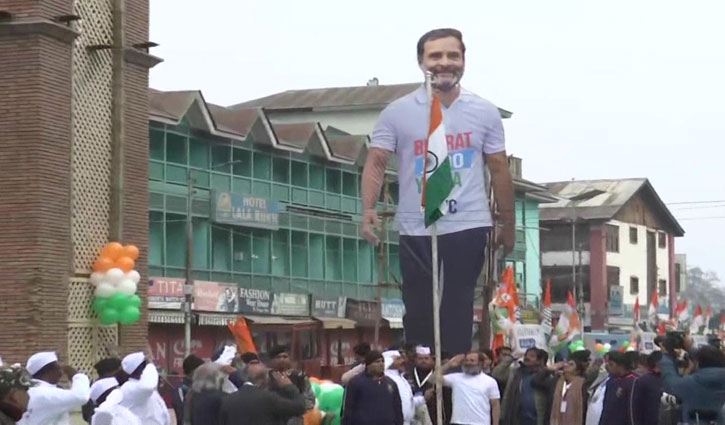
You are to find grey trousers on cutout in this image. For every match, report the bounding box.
[399,226,490,355]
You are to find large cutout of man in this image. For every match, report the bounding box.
[361,28,515,354]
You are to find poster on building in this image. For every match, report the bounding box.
[520,305,541,324]
[511,324,546,356]
[271,292,309,316]
[239,287,273,314]
[312,296,346,318]
[609,285,623,316]
[346,299,380,326]
[211,191,280,230]
[148,277,239,313]
[381,298,405,320]
[194,281,239,313]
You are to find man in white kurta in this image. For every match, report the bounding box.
[383,350,423,425]
[19,351,90,425]
[118,352,170,425]
[89,377,141,425]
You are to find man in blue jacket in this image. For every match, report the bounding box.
[342,350,403,425]
[660,344,725,424]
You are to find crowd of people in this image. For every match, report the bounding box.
[2,335,725,425]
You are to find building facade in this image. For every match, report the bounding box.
[539,179,684,331]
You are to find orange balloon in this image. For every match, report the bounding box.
[93,257,114,273]
[101,242,124,260]
[303,408,322,425]
[115,256,135,273]
[123,245,140,261]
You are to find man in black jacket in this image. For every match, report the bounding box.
[631,351,663,425]
[342,350,403,425]
[219,362,307,425]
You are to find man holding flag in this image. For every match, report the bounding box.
[361,28,515,355]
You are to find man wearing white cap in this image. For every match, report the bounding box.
[383,350,421,425]
[409,346,452,425]
[118,352,170,425]
[89,377,140,425]
[19,351,90,425]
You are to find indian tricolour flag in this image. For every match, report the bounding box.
[421,96,455,227]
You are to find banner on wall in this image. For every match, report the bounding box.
[346,299,380,327]
[148,277,239,313]
[239,288,273,314]
[271,293,310,316]
[312,296,346,318]
[211,191,280,230]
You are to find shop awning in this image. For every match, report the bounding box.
[243,315,317,326]
[383,317,404,329]
[149,310,185,324]
[198,313,240,326]
[314,317,357,330]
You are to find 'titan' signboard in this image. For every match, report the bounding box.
[211,191,280,230]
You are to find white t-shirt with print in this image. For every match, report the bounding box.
[443,372,500,425]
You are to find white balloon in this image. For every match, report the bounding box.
[90,272,104,286]
[126,270,141,284]
[118,279,138,295]
[95,283,115,298]
[106,268,124,285]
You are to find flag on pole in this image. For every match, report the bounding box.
[720,313,725,331]
[541,279,553,338]
[691,304,704,334]
[228,317,257,354]
[549,291,580,352]
[633,297,640,328]
[676,300,689,326]
[420,95,455,227]
[502,267,521,323]
[705,305,713,332]
[648,291,659,328]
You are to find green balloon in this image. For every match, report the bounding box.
[92,297,108,314]
[100,308,120,325]
[319,386,344,414]
[109,293,128,310]
[622,340,630,348]
[311,382,322,399]
[128,294,142,308]
[119,306,141,325]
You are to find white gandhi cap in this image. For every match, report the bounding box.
[90,377,119,402]
[382,350,401,369]
[121,352,145,374]
[416,346,431,356]
[26,351,58,376]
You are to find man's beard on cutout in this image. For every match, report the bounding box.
[429,65,463,92]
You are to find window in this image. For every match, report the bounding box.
[251,229,270,274]
[606,224,619,253]
[193,218,209,269]
[343,239,357,282]
[272,230,290,276]
[149,211,164,265]
[233,231,251,273]
[189,138,209,169]
[150,130,165,160]
[291,232,308,277]
[212,226,230,271]
[675,263,682,293]
[357,241,374,283]
[165,213,186,267]
[273,158,290,184]
[253,153,271,180]
[291,161,308,187]
[325,236,342,281]
[309,164,324,190]
[166,133,187,165]
[309,234,324,279]
[658,232,667,248]
[342,172,357,197]
[211,145,231,173]
[630,276,639,295]
[629,227,638,244]
[659,279,667,295]
[232,148,251,177]
[326,169,341,193]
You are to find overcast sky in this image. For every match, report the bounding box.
[150,0,724,281]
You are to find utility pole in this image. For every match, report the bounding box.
[109,0,126,241]
[184,173,194,357]
[577,242,584,336]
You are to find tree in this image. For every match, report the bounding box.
[685,267,723,329]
